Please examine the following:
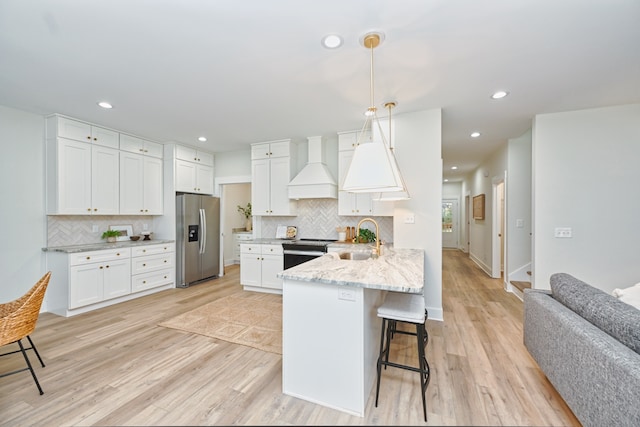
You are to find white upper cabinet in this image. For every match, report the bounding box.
[251,139,297,216]
[46,114,163,215]
[55,116,119,148]
[120,134,163,158]
[119,152,163,215]
[175,145,215,194]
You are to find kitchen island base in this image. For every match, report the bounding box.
[282,278,384,417]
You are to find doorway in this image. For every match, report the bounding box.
[442,199,459,249]
[491,175,506,280]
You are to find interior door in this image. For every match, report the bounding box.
[442,199,459,249]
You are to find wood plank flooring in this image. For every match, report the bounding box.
[0,251,581,426]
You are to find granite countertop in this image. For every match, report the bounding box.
[277,247,424,294]
[43,239,175,253]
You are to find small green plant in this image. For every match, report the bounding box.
[237,202,252,219]
[101,229,121,239]
[358,228,377,243]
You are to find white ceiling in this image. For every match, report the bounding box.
[1,0,639,181]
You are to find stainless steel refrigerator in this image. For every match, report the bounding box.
[176,193,220,287]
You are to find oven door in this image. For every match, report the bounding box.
[283,249,324,269]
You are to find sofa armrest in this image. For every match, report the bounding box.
[524,290,640,427]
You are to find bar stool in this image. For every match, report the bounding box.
[375,291,430,422]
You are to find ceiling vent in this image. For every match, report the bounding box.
[288,136,337,199]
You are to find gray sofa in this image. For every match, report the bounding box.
[523,273,640,427]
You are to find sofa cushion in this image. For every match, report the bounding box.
[551,272,640,355]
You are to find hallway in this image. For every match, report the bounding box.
[428,249,580,425]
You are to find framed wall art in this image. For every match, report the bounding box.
[473,194,485,220]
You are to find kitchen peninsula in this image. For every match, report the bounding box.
[278,246,424,417]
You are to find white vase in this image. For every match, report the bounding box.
[245,217,252,232]
[107,236,117,243]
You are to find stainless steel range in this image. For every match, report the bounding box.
[282,238,337,269]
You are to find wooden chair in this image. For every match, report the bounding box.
[0,271,51,395]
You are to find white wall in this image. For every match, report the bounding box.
[0,106,47,302]
[465,145,508,275]
[214,149,252,178]
[506,130,532,280]
[533,103,640,292]
[392,109,443,321]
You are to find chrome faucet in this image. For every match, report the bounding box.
[356,217,380,257]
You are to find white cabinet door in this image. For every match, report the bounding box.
[261,254,284,290]
[54,138,92,215]
[269,156,295,215]
[240,252,262,287]
[251,140,297,216]
[102,258,131,300]
[57,117,92,143]
[69,263,102,309]
[175,159,197,192]
[119,151,144,214]
[91,145,120,215]
[251,158,271,215]
[195,163,214,194]
[143,156,163,213]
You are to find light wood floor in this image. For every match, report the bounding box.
[0,250,581,426]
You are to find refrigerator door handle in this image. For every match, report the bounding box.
[200,208,207,254]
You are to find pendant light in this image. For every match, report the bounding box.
[372,102,410,201]
[342,32,409,194]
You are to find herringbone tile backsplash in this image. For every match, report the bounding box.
[47,200,393,247]
[47,216,155,246]
[259,199,393,242]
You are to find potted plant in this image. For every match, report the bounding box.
[101,229,120,243]
[237,202,252,231]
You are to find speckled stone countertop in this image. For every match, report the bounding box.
[277,247,424,294]
[42,239,175,253]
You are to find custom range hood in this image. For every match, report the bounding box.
[288,136,337,199]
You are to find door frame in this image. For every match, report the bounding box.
[442,198,460,249]
[491,172,507,281]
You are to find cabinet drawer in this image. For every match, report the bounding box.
[131,244,175,257]
[131,253,174,274]
[70,248,131,266]
[240,243,261,254]
[132,268,174,292]
[234,233,253,242]
[262,244,283,255]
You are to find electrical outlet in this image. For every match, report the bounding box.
[516,219,524,228]
[92,225,99,233]
[554,227,572,238]
[143,223,149,231]
[338,289,356,301]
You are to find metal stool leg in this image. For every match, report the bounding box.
[26,335,45,368]
[375,317,388,407]
[18,339,44,395]
[416,323,429,422]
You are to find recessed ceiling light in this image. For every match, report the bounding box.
[491,90,509,99]
[198,136,207,142]
[97,101,113,109]
[444,179,449,182]
[451,166,458,170]
[322,34,343,49]
[470,132,481,138]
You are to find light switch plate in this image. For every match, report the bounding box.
[404,214,415,224]
[554,227,572,238]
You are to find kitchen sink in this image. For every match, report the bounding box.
[339,251,372,261]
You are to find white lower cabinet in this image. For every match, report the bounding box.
[68,248,131,309]
[240,243,283,293]
[46,242,176,317]
[131,244,175,292]
[233,231,253,263]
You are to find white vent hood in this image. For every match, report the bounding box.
[288,136,337,199]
